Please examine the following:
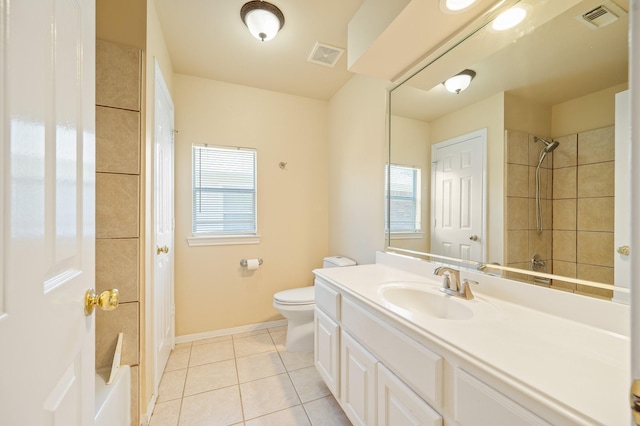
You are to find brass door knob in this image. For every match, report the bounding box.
[630,379,640,425]
[618,245,630,256]
[157,245,169,255]
[84,288,119,316]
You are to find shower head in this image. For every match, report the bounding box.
[535,136,560,153]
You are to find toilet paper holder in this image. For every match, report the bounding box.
[240,258,263,267]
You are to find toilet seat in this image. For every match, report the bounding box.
[274,286,314,305]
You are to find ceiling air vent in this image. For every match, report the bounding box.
[576,0,627,29]
[308,42,345,68]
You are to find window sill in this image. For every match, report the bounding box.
[387,232,424,240]
[187,234,261,247]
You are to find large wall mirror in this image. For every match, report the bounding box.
[387,0,630,302]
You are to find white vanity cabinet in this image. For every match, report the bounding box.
[314,275,577,425]
[315,279,442,426]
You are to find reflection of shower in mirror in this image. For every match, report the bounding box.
[534,137,560,234]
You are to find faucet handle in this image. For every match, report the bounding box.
[460,279,478,300]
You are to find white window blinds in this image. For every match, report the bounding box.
[385,164,421,233]
[192,145,257,235]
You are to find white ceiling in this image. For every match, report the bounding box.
[154,0,365,100]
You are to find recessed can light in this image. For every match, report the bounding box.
[440,0,477,13]
[492,5,528,31]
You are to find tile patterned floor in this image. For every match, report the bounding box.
[149,326,352,426]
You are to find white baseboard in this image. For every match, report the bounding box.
[175,319,288,345]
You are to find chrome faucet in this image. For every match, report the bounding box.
[433,266,477,300]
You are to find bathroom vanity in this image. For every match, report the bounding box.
[313,252,629,425]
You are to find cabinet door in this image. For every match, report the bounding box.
[315,307,340,397]
[341,331,378,426]
[378,364,442,426]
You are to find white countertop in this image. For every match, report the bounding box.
[314,259,630,425]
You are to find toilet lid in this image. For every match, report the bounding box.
[274,286,315,305]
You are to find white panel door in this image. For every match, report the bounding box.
[431,129,486,262]
[0,0,96,425]
[613,90,630,304]
[153,60,175,394]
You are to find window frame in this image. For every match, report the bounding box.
[187,143,260,247]
[385,163,423,238]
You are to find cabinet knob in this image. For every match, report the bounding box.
[617,245,630,256]
[157,245,169,255]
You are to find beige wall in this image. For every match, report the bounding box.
[551,83,628,137]
[173,74,329,336]
[429,92,505,265]
[97,0,146,49]
[327,74,390,265]
[389,115,430,252]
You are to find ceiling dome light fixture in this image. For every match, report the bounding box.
[241,1,285,42]
[443,69,476,94]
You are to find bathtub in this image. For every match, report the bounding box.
[95,365,131,426]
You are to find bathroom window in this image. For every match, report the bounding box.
[188,144,260,246]
[385,164,422,234]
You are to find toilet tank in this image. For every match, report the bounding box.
[323,256,356,268]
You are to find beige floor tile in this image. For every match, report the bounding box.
[149,399,181,426]
[184,359,238,396]
[269,330,287,351]
[245,405,311,426]
[190,340,235,367]
[289,366,330,403]
[237,351,286,383]
[234,333,277,358]
[165,347,191,372]
[279,349,314,372]
[240,374,301,420]
[157,369,187,403]
[303,395,351,426]
[179,386,243,426]
[175,342,193,350]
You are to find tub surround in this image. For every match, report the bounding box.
[313,251,629,425]
[95,38,142,426]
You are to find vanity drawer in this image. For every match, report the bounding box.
[315,279,341,320]
[454,368,550,425]
[341,297,443,408]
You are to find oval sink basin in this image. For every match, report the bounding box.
[379,283,477,320]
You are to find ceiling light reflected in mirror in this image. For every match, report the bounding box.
[492,4,529,30]
[443,69,476,94]
[440,0,478,13]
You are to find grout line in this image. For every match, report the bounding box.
[231,333,247,424]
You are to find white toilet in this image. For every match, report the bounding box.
[273,256,356,352]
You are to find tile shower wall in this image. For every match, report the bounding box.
[505,130,553,282]
[95,39,142,426]
[553,127,615,297]
[505,127,615,298]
